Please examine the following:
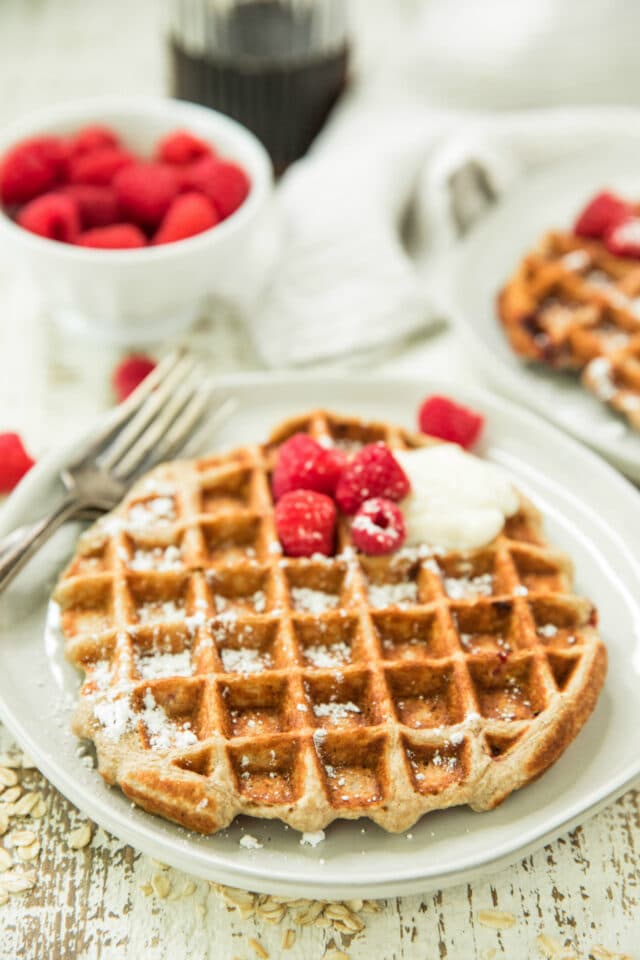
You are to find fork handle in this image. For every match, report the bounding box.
[0,495,91,593]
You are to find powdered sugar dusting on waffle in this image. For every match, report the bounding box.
[54,409,606,837]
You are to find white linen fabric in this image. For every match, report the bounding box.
[248,0,640,367]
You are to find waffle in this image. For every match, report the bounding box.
[53,410,607,835]
[498,230,640,429]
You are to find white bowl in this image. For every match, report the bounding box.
[0,96,277,345]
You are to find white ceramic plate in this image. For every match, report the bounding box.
[1,374,639,899]
[447,145,640,482]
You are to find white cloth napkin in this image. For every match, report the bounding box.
[248,0,640,368]
[249,101,640,369]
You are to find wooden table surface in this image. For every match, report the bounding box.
[0,2,638,957]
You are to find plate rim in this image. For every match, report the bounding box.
[444,148,640,481]
[1,370,640,897]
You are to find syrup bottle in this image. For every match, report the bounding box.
[168,0,350,175]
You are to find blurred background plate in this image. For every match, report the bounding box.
[447,143,640,482]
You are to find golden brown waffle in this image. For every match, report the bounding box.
[498,230,640,429]
[53,411,606,835]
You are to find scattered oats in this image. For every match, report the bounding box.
[0,813,8,837]
[67,823,92,850]
[590,949,633,960]
[152,872,172,899]
[9,830,37,848]
[248,937,269,958]
[1,787,21,805]
[17,841,40,862]
[0,755,22,770]
[537,934,562,958]
[150,858,169,870]
[282,929,296,950]
[0,848,12,872]
[0,890,8,906]
[0,869,35,893]
[13,793,39,817]
[218,885,256,909]
[481,950,497,960]
[477,908,516,929]
[29,800,47,820]
[0,768,18,788]
[139,882,154,896]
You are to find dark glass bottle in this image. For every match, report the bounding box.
[169,0,349,175]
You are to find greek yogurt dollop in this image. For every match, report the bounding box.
[394,445,519,551]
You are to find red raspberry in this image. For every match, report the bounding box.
[272,434,346,500]
[574,190,630,240]
[62,184,119,228]
[156,130,214,166]
[275,489,336,557]
[335,442,410,515]
[418,395,484,449]
[351,497,406,556]
[69,125,120,156]
[112,354,156,402]
[0,136,67,206]
[0,432,35,493]
[68,147,134,186]
[77,223,147,250]
[604,216,640,258]
[114,162,179,229]
[183,157,250,219]
[152,192,219,245]
[17,192,80,242]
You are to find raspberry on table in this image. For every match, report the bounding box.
[114,162,180,229]
[574,190,630,240]
[183,157,250,220]
[351,497,406,556]
[604,216,640,258]
[68,147,134,186]
[0,136,67,206]
[0,432,35,493]
[272,434,346,500]
[275,489,337,557]
[69,125,120,156]
[112,354,156,403]
[77,224,147,249]
[418,395,484,449]
[62,184,120,229]
[17,192,80,242]
[335,442,410,515]
[152,192,219,245]
[156,130,214,166]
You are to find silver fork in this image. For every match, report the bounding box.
[0,349,234,593]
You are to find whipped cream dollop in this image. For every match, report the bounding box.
[394,445,519,551]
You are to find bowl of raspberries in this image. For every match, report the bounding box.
[0,96,275,343]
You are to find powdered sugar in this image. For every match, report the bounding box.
[443,573,493,600]
[128,545,182,572]
[313,701,361,721]
[137,649,193,679]
[291,587,339,613]
[586,357,617,401]
[220,647,268,674]
[300,830,325,847]
[367,581,418,608]
[304,642,351,668]
[140,689,197,751]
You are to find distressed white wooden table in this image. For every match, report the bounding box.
[0,2,638,957]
